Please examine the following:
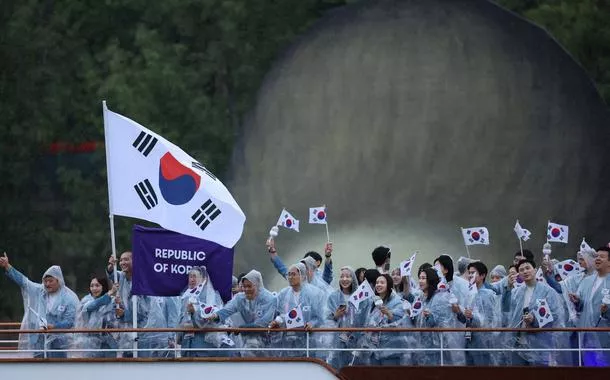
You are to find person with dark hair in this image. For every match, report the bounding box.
[73,274,118,358]
[364,269,381,286]
[434,254,467,365]
[362,273,405,366]
[412,267,453,365]
[327,266,369,369]
[355,267,367,285]
[371,246,391,274]
[454,261,499,365]
[391,267,403,293]
[506,259,565,366]
[569,246,610,366]
[417,262,433,276]
[267,239,333,284]
[513,249,534,266]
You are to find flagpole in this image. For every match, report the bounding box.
[518,235,524,256]
[464,244,471,258]
[460,227,471,258]
[102,101,118,284]
[324,222,330,243]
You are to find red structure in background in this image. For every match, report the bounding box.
[47,141,102,154]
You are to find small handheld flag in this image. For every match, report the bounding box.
[554,259,582,281]
[349,280,374,310]
[399,252,418,277]
[514,220,531,241]
[547,221,569,243]
[309,206,327,224]
[277,209,300,232]
[534,298,554,327]
[285,305,305,329]
[461,227,490,246]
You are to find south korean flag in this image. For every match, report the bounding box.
[400,252,418,277]
[199,304,219,319]
[309,206,327,224]
[276,208,300,232]
[554,259,582,281]
[103,102,245,248]
[349,280,375,310]
[285,305,305,329]
[461,227,490,246]
[410,297,424,317]
[547,221,569,243]
[534,298,554,327]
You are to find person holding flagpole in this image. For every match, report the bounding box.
[267,238,333,285]
[106,252,150,357]
[0,252,79,358]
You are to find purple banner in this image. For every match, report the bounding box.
[131,225,233,302]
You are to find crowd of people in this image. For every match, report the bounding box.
[0,238,609,368]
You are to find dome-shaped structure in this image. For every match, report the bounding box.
[228,0,610,288]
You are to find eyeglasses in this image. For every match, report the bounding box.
[287,272,299,277]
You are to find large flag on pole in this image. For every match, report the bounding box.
[103,102,245,248]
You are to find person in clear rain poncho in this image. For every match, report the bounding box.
[412,267,454,366]
[434,254,467,365]
[209,270,277,357]
[106,252,150,357]
[72,275,118,358]
[1,253,79,358]
[452,262,500,366]
[270,263,325,358]
[361,274,405,366]
[177,266,227,357]
[326,266,370,369]
[570,247,610,367]
[505,259,565,366]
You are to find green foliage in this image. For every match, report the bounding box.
[497,0,610,103]
[0,0,608,320]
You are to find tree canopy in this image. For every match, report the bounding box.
[0,0,608,320]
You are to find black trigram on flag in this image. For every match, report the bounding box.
[134,179,158,210]
[132,131,158,157]
[192,199,222,231]
[192,161,217,181]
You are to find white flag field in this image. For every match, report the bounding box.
[103,102,246,248]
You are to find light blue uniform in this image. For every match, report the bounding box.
[74,293,117,358]
[575,273,610,367]
[506,282,566,366]
[216,270,277,357]
[5,265,78,358]
[363,291,405,366]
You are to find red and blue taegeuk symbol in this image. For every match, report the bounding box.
[470,231,481,241]
[288,309,298,319]
[551,227,561,238]
[159,152,201,205]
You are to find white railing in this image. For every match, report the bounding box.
[1,325,609,366]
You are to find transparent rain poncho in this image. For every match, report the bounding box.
[177,266,227,357]
[457,287,501,365]
[560,250,596,325]
[575,272,610,367]
[71,291,117,358]
[505,281,566,366]
[216,269,277,357]
[326,266,369,368]
[5,265,79,358]
[273,263,326,358]
[361,290,406,363]
[412,290,454,366]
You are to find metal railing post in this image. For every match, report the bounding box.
[43,333,47,359]
[439,334,444,366]
[306,331,310,358]
[577,331,582,367]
